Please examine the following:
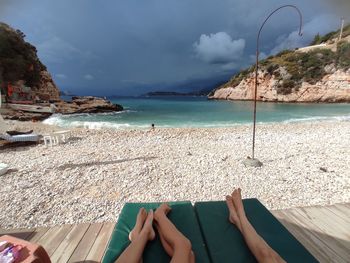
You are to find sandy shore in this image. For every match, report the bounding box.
[0,120,349,229]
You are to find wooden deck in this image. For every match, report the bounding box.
[0,222,115,263]
[271,203,350,263]
[0,203,349,263]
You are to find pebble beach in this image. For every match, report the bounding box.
[0,120,349,229]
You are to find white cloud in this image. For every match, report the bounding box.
[193,32,245,64]
[55,73,67,79]
[84,74,94,80]
[270,14,340,55]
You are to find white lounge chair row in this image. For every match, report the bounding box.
[0,133,40,142]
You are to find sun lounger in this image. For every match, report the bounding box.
[103,199,317,263]
[195,199,317,263]
[102,202,210,263]
[0,115,38,143]
[0,133,40,142]
[0,163,8,176]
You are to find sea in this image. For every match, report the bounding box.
[43,96,350,129]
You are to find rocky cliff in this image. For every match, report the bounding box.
[0,23,123,121]
[209,26,350,103]
[210,67,350,103]
[0,22,60,101]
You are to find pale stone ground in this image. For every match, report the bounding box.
[0,120,349,229]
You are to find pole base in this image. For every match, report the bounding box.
[243,157,263,167]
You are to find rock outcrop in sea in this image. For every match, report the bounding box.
[209,26,350,103]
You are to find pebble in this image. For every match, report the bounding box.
[0,120,349,229]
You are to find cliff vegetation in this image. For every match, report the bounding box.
[0,22,45,89]
[211,25,350,97]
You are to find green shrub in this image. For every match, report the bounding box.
[0,23,44,88]
[310,33,322,45]
[336,42,350,68]
[277,79,296,95]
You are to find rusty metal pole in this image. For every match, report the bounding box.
[244,5,303,167]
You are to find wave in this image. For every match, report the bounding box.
[66,121,133,129]
[49,110,137,118]
[282,114,350,123]
[43,112,350,130]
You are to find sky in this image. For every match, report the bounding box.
[0,0,349,96]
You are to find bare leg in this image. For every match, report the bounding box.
[227,189,286,263]
[116,209,155,263]
[154,204,194,263]
[129,208,147,242]
[154,205,174,257]
[155,224,195,263]
[225,195,242,231]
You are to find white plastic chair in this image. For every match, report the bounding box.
[43,130,71,146]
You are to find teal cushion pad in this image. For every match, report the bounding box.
[194,199,318,263]
[102,201,210,263]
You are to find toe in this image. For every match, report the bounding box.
[225,195,234,210]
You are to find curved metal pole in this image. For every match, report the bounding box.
[251,5,303,159]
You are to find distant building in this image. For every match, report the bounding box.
[5,80,34,104]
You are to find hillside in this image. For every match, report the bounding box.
[209,25,350,103]
[0,22,60,101]
[0,23,123,120]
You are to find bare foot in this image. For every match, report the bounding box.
[231,188,246,219]
[129,207,147,242]
[225,195,242,231]
[141,210,156,241]
[154,203,171,220]
[154,204,173,256]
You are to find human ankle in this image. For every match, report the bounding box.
[154,210,164,222]
[238,213,248,223]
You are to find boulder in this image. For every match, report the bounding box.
[56,96,123,114]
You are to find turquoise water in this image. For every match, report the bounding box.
[44,96,350,129]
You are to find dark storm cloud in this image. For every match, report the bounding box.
[0,0,347,95]
[325,0,350,15]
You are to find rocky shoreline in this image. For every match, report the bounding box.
[0,120,349,229]
[1,96,123,121]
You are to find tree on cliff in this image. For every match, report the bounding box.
[0,22,46,89]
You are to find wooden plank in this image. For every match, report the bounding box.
[286,208,349,262]
[324,206,348,223]
[0,228,36,240]
[298,206,350,241]
[37,224,73,256]
[51,223,90,263]
[68,223,103,263]
[272,210,339,263]
[85,222,115,262]
[331,204,350,222]
[27,227,50,243]
[343,203,350,209]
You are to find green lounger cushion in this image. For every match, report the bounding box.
[102,201,210,263]
[195,199,318,263]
